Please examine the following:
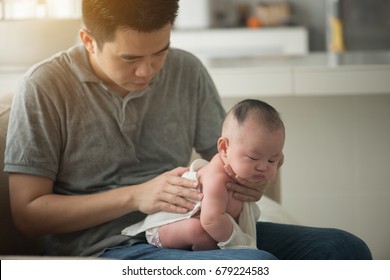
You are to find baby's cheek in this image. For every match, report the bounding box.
[267,166,278,179]
[236,164,254,178]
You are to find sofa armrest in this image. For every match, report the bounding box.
[0,93,44,256]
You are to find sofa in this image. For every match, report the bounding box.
[0,92,296,258]
[0,92,44,256]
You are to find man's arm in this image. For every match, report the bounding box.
[9,173,141,237]
[9,167,203,237]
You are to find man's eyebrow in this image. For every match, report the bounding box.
[119,42,170,60]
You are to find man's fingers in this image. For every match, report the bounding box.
[232,191,261,203]
[158,201,190,214]
[226,181,264,202]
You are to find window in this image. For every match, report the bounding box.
[1,0,81,20]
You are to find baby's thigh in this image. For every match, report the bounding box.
[158,218,207,249]
[226,194,244,220]
[159,218,203,238]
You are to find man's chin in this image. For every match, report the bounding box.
[126,83,149,92]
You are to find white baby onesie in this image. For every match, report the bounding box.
[121,159,260,249]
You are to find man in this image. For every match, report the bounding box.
[5,0,371,259]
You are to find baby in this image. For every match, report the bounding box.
[122,99,285,250]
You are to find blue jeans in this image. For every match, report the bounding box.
[100,222,372,260]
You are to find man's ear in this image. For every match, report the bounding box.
[217,137,229,163]
[79,29,96,54]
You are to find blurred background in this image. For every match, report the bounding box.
[0,0,389,260]
[1,0,389,51]
[174,0,390,52]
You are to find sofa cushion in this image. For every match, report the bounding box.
[0,93,13,116]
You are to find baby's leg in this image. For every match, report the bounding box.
[158,217,218,250]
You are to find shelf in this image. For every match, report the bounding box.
[171,27,309,58]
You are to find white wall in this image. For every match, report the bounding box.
[0,19,81,67]
[0,19,81,94]
[222,95,390,260]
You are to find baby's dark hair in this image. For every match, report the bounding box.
[228,99,284,132]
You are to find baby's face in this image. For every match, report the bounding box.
[226,120,284,184]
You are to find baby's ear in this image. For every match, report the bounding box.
[217,137,229,161]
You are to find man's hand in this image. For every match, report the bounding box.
[134,167,203,215]
[224,164,265,202]
[224,153,284,202]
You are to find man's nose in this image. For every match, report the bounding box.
[135,58,153,77]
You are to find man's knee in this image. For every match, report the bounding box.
[233,249,278,260]
[314,229,372,260]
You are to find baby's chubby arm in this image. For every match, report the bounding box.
[200,174,233,243]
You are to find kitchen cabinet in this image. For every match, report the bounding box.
[207,51,390,97]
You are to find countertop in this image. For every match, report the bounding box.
[207,50,390,68]
[205,51,390,97]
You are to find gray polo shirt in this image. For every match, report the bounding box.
[4,45,225,256]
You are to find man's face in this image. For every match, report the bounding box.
[83,24,171,94]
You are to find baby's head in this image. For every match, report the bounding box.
[218,99,285,182]
[223,99,284,134]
